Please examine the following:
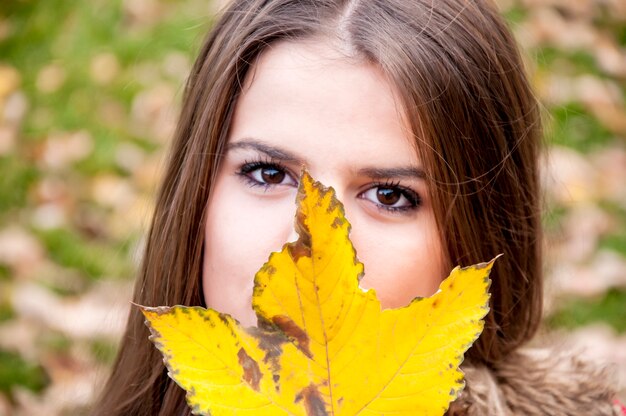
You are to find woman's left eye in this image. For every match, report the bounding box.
[359,184,421,213]
[237,161,297,188]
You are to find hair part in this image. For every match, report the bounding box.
[92,1,542,414]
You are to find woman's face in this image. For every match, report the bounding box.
[203,40,447,326]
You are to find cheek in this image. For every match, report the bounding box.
[353,218,447,308]
[202,179,296,325]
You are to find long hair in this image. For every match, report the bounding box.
[92,0,542,414]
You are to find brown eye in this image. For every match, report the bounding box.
[239,162,297,188]
[376,187,401,205]
[261,167,285,184]
[359,184,421,214]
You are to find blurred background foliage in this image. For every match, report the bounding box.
[0,0,625,414]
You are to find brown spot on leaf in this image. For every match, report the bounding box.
[142,305,173,316]
[331,216,345,228]
[289,240,311,261]
[290,207,312,261]
[237,347,262,391]
[262,264,277,276]
[218,313,230,326]
[471,254,502,270]
[295,384,328,416]
[272,315,312,358]
[247,324,287,374]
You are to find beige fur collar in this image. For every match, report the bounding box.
[447,348,621,415]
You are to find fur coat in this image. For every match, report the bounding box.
[447,348,623,415]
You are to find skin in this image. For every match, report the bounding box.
[203,39,447,326]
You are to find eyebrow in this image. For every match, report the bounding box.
[357,166,426,180]
[226,139,304,163]
[227,138,425,180]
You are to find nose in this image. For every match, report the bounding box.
[308,172,346,202]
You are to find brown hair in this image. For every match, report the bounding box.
[92,0,542,414]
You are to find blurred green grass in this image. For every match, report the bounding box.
[0,350,48,399]
[547,289,626,333]
[548,103,615,152]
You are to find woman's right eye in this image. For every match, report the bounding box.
[237,161,297,188]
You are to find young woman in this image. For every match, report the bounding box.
[92,0,622,414]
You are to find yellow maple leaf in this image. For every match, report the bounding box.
[140,171,494,416]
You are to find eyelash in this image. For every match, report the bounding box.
[236,159,422,214]
[366,180,422,214]
[236,159,295,190]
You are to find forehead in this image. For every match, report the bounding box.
[242,38,361,85]
[242,39,397,106]
[229,39,421,170]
